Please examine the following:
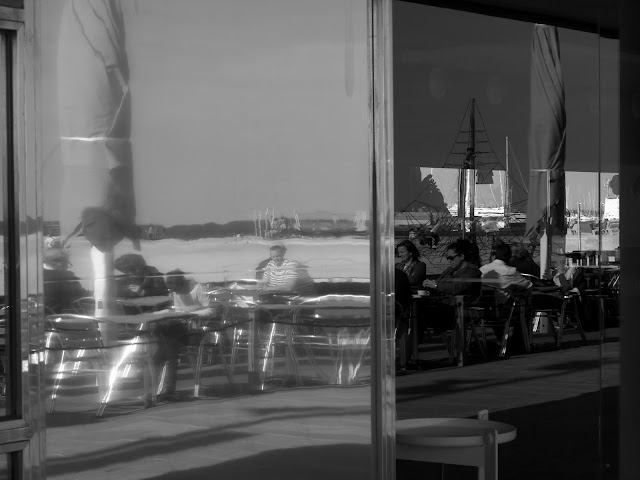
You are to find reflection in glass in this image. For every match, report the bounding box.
[394,3,619,478]
[42,0,372,477]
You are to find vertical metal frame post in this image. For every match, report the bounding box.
[370,0,395,479]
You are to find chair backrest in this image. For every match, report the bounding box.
[45,314,103,350]
[71,297,97,315]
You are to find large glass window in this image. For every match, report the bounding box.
[393,2,619,478]
[40,1,377,478]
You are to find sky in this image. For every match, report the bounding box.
[41,0,370,226]
[40,1,619,227]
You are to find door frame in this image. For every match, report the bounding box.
[0,0,46,478]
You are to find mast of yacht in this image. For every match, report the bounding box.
[456,97,484,240]
[504,136,510,220]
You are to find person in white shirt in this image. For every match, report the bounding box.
[480,242,532,354]
[480,243,532,292]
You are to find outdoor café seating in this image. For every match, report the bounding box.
[44,313,157,417]
[292,294,371,385]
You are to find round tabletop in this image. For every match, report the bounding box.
[396,418,517,448]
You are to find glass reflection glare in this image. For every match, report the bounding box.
[42,0,372,478]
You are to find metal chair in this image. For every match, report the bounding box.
[469,285,532,358]
[292,294,371,385]
[45,313,157,416]
[45,314,107,414]
[531,290,587,347]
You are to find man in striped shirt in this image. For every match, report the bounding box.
[260,244,316,296]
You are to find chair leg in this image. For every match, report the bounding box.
[48,351,67,414]
[156,362,169,396]
[572,298,587,344]
[193,341,206,398]
[518,306,531,354]
[498,303,515,358]
[556,303,566,348]
[261,323,278,390]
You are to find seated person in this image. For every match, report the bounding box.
[153,270,215,399]
[480,243,533,353]
[114,254,168,298]
[510,242,540,277]
[260,244,316,296]
[165,269,214,317]
[395,269,412,372]
[480,243,532,295]
[255,256,271,280]
[43,248,90,313]
[421,239,482,333]
[395,240,427,290]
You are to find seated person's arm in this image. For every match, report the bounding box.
[508,271,532,290]
[408,262,427,287]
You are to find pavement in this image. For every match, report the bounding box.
[44,330,620,480]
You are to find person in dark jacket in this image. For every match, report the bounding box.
[395,239,427,290]
[422,239,482,333]
[510,242,540,277]
[395,269,412,373]
[43,248,90,314]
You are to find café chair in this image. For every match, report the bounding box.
[531,290,586,347]
[185,292,238,397]
[292,294,370,385]
[439,294,486,366]
[469,285,532,358]
[45,314,107,414]
[221,298,273,386]
[45,313,157,416]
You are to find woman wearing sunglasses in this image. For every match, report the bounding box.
[422,239,482,333]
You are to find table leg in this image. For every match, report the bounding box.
[410,301,419,363]
[480,429,498,480]
[455,297,464,367]
[247,310,260,392]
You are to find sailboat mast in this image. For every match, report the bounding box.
[505,136,510,219]
[468,98,477,240]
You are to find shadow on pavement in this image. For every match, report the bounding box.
[397,387,619,480]
[141,443,371,480]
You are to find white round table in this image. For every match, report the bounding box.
[396,418,517,480]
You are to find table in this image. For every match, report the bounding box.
[98,310,200,409]
[409,293,439,364]
[410,293,466,366]
[227,297,301,391]
[396,417,517,480]
[117,295,173,313]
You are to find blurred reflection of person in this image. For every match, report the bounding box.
[260,244,316,296]
[43,248,90,314]
[165,269,213,317]
[114,254,168,298]
[255,257,272,281]
[154,270,214,399]
[395,240,427,290]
